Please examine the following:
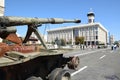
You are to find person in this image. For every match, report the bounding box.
[111,44,114,50]
[83,45,85,50]
[114,44,117,50]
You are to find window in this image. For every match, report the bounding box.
[88,19,92,23]
[94,27,98,30]
[96,31,98,35]
[96,36,98,39]
[73,28,79,37]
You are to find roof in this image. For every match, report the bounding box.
[47,22,108,32]
[87,12,95,16]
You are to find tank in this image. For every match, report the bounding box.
[0,16,80,80]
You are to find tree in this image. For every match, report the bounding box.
[114,41,119,46]
[75,36,84,45]
[75,36,80,45]
[67,39,72,44]
[60,39,66,46]
[54,38,66,46]
[79,36,84,44]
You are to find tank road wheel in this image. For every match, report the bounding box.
[56,69,71,80]
[26,76,42,80]
[67,56,80,70]
[48,68,71,80]
[48,68,62,80]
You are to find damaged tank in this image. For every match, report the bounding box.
[0,16,80,80]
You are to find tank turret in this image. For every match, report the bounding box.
[0,16,80,80]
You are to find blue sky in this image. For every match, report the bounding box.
[5,0,120,40]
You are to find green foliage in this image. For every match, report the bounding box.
[75,36,84,45]
[114,41,119,46]
[75,36,80,45]
[51,41,55,44]
[67,39,72,44]
[60,39,66,46]
[54,38,66,46]
[79,36,84,44]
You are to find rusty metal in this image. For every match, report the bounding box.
[0,43,10,57]
[0,16,81,55]
[0,16,80,80]
[0,43,40,57]
[6,33,22,45]
[67,56,80,70]
[10,45,36,53]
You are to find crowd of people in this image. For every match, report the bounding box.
[111,44,119,50]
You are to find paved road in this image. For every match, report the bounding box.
[64,48,120,80]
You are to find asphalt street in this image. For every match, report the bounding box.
[64,48,120,80]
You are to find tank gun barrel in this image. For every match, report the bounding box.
[0,16,81,27]
[0,16,81,49]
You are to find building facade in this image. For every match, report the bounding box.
[47,12,108,46]
[109,35,114,45]
[0,0,4,16]
[0,0,5,42]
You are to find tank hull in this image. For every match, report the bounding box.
[0,54,69,80]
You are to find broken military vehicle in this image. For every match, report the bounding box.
[0,16,80,80]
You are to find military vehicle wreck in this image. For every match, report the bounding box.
[0,16,80,80]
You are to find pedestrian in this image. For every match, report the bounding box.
[83,45,85,50]
[114,44,117,50]
[111,45,114,50]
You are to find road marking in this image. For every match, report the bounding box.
[71,66,88,76]
[75,50,102,56]
[99,55,106,59]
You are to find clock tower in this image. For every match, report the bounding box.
[87,9,95,23]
